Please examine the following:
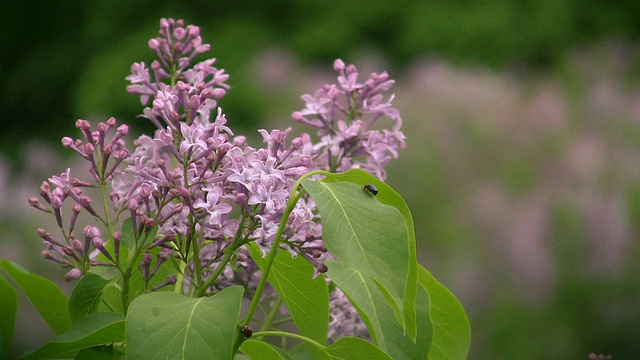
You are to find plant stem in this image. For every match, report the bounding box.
[241,189,304,328]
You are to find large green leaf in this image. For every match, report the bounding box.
[302,171,417,341]
[17,312,125,360]
[68,273,109,324]
[0,273,18,359]
[248,244,329,345]
[327,260,432,359]
[239,340,288,360]
[326,337,392,359]
[324,169,418,340]
[0,259,71,335]
[126,286,244,360]
[418,265,470,360]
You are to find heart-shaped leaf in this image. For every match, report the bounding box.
[302,171,417,341]
[126,286,244,360]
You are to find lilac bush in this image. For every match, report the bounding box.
[1,18,469,359]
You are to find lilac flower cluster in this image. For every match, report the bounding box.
[293,59,405,180]
[30,18,404,339]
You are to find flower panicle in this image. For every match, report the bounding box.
[292,58,405,179]
[31,17,406,341]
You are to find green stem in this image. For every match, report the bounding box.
[193,214,248,297]
[259,296,283,333]
[241,191,303,327]
[242,169,329,327]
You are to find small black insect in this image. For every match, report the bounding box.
[241,325,253,338]
[363,183,378,196]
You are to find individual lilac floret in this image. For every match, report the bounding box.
[292,59,405,180]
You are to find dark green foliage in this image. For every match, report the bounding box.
[2,0,640,160]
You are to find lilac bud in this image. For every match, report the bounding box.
[61,137,74,148]
[83,225,100,240]
[71,178,93,187]
[144,217,156,231]
[93,237,113,262]
[106,117,116,127]
[72,239,83,252]
[63,245,75,257]
[149,38,160,50]
[140,184,151,199]
[152,233,175,247]
[28,197,48,212]
[51,196,63,210]
[151,60,162,70]
[75,119,91,130]
[291,112,303,121]
[333,58,345,72]
[212,88,226,99]
[188,24,199,37]
[116,149,129,159]
[128,199,139,211]
[97,122,109,134]
[200,88,214,99]
[116,124,128,135]
[139,257,150,281]
[84,143,95,156]
[78,196,97,216]
[39,181,50,196]
[151,275,177,291]
[64,268,82,281]
[102,144,113,155]
[113,231,122,258]
[89,259,114,267]
[37,228,57,246]
[92,237,104,249]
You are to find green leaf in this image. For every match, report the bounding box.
[68,274,109,324]
[319,169,419,342]
[239,340,288,360]
[418,266,471,360]
[126,286,244,360]
[95,281,123,314]
[17,312,125,360]
[248,244,329,345]
[327,261,432,359]
[287,343,315,360]
[76,345,121,360]
[0,273,18,359]
[302,171,417,341]
[0,259,71,335]
[326,337,392,359]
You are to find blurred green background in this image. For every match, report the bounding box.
[2,1,640,358]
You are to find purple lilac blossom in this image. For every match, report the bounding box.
[32,18,404,343]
